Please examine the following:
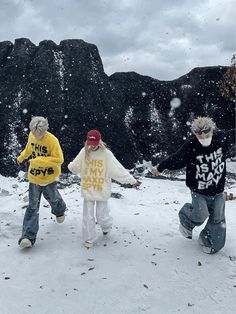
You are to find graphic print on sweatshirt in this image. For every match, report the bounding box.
[82,159,104,192]
[30,143,54,177]
[195,147,225,190]
[31,143,49,158]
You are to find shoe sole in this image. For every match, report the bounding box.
[84,242,94,248]
[201,246,215,254]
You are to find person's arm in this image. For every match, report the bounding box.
[17,140,32,163]
[30,139,64,167]
[68,149,84,174]
[108,151,137,185]
[156,141,191,173]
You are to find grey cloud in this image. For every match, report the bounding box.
[0,0,234,80]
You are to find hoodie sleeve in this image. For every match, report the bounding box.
[68,148,84,174]
[157,140,191,173]
[107,151,136,185]
[17,138,32,163]
[31,138,64,167]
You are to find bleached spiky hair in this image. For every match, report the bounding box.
[29,116,49,134]
[191,117,215,133]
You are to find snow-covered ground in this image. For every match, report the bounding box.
[0,173,236,314]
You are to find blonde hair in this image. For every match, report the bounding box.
[84,140,107,161]
[29,116,49,134]
[191,117,215,133]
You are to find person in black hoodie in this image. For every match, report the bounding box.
[154,117,235,254]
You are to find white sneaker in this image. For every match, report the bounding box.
[56,214,65,223]
[19,238,33,249]
[84,241,94,248]
[179,224,192,239]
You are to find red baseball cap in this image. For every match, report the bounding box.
[86,129,101,146]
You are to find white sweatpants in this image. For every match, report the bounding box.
[82,199,113,243]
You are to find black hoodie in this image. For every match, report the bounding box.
[157,130,235,196]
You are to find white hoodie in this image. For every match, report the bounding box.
[68,147,136,201]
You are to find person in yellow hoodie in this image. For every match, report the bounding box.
[68,129,138,248]
[17,116,67,249]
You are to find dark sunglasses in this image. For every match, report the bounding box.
[194,128,212,135]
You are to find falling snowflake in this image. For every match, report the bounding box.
[170,97,181,109]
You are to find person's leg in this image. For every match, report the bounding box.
[82,200,96,245]
[96,201,113,234]
[179,192,209,238]
[42,182,66,219]
[19,183,42,246]
[199,193,226,253]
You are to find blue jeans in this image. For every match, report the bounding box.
[19,182,66,244]
[179,191,226,253]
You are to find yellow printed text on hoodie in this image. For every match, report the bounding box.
[68,147,136,201]
[17,132,64,185]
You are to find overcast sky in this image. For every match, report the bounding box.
[0,0,235,80]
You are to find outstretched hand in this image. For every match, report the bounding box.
[152,168,161,176]
[16,159,28,172]
[133,180,141,188]
[16,160,22,166]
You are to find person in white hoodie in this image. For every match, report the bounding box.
[68,129,138,248]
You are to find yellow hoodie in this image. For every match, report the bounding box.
[17,131,64,185]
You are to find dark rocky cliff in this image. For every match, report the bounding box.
[0,38,235,176]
